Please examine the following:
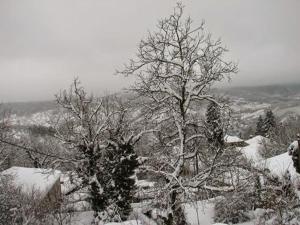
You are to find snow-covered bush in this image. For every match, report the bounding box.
[214,192,252,224]
[254,177,300,225]
[215,169,300,224]
[258,138,283,159]
[0,175,23,224]
[255,208,300,225]
[0,174,56,225]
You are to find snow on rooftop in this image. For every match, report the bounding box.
[241,136,297,181]
[213,224,228,225]
[224,135,244,143]
[245,135,268,145]
[240,136,268,163]
[262,152,296,179]
[136,179,156,188]
[1,167,61,195]
[105,221,142,225]
[288,140,299,151]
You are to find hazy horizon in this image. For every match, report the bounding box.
[0,0,299,102]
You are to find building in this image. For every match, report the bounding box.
[1,166,62,211]
[224,135,248,147]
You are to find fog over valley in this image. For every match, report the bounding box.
[1,1,300,225]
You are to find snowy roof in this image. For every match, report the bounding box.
[224,135,244,143]
[288,140,299,151]
[245,135,268,145]
[241,136,296,180]
[105,221,142,225]
[1,167,61,196]
[239,135,269,162]
[262,152,296,178]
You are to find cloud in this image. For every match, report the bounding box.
[0,0,299,101]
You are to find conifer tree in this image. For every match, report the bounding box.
[255,115,265,136]
[98,140,139,221]
[263,110,276,135]
[206,101,224,148]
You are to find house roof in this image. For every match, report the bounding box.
[224,135,244,143]
[1,166,61,196]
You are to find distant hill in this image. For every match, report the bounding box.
[216,83,300,103]
[2,83,300,120]
[1,100,57,116]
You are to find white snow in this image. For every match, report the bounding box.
[262,152,296,178]
[184,199,215,225]
[224,135,243,143]
[288,140,299,152]
[239,136,298,184]
[239,136,297,179]
[105,221,142,225]
[136,179,155,188]
[213,223,228,225]
[240,136,267,162]
[1,166,61,196]
[68,211,94,225]
[184,199,255,225]
[245,135,268,146]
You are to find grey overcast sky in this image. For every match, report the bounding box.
[0,0,299,102]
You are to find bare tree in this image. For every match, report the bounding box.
[54,79,149,222]
[119,3,237,224]
[0,106,15,170]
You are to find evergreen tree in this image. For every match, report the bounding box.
[255,111,276,137]
[205,101,224,148]
[253,175,262,209]
[255,115,265,136]
[263,110,276,135]
[98,140,139,221]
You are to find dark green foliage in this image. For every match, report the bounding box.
[255,110,276,137]
[290,140,300,174]
[172,206,188,225]
[205,101,224,148]
[254,175,262,208]
[263,110,276,135]
[75,144,104,214]
[255,115,265,136]
[97,141,139,221]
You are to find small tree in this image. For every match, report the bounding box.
[99,141,139,222]
[255,115,265,136]
[205,101,225,148]
[55,79,143,222]
[263,110,276,136]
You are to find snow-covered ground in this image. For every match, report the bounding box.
[240,135,297,181]
[262,152,296,178]
[61,136,296,225]
[184,199,256,225]
[238,135,266,163]
[184,199,215,225]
